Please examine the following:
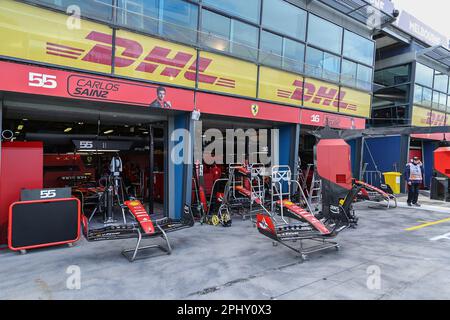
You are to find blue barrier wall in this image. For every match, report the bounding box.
[423,140,438,189]
[347,139,360,178]
[167,113,190,219]
[362,136,403,187]
[279,125,293,167]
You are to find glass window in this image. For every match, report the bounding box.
[161,0,198,44]
[117,0,159,33]
[414,84,423,105]
[415,63,434,87]
[432,91,440,109]
[201,10,258,60]
[357,64,372,91]
[201,10,231,52]
[283,38,305,73]
[434,72,449,93]
[231,20,259,60]
[259,31,283,68]
[374,65,410,87]
[306,47,340,82]
[117,0,198,43]
[341,60,357,87]
[202,0,260,23]
[305,47,323,79]
[439,93,447,111]
[343,30,374,66]
[32,0,113,22]
[307,14,342,54]
[262,0,306,41]
[422,87,432,107]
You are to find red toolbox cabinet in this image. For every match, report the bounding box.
[0,142,43,245]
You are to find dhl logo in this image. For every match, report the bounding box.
[421,112,446,126]
[46,31,236,88]
[277,80,358,111]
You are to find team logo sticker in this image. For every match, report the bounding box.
[251,104,259,116]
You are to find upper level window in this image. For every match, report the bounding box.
[306,46,340,83]
[117,0,198,44]
[201,10,258,60]
[343,30,374,66]
[415,63,434,88]
[341,60,357,87]
[31,0,113,22]
[357,64,372,91]
[283,38,305,73]
[260,30,282,68]
[202,0,260,24]
[262,0,306,41]
[374,65,410,87]
[161,0,198,44]
[433,91,447,111]
[434,71,449,93]
[307,14,342,55]
[259,30,304,73]
[341,60,372,91]
[414,84,432,107]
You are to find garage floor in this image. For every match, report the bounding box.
[2,200,450,300]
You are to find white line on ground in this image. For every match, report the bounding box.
[397,202,450,214]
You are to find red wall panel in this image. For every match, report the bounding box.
[0,142,43,245]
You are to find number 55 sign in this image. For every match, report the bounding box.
[28,72,57,89]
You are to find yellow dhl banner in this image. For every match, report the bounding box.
[302,78,340,114]
[197,51,258,98]
[259,69,371,118]
[0,0,112,74]
[114,30,197,88]
[412,106,447,126]
[338,87,371,118]
[258,67,303,106]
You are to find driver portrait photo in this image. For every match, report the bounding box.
[149,86,172,109]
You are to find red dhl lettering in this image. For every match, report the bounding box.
[277,80,358,111]
[421,112,446,126]
[47,31,236,88]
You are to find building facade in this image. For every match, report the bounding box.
[367,8,450,191]
[0,0,396,226]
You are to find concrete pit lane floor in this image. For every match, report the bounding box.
[2,201,450,300]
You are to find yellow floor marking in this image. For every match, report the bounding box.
[405,217,450,231]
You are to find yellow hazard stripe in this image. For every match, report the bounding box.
[405,217,450,231]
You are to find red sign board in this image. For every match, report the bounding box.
[0,61,194,111]
[196,92,365,129]
[299,108,366,130]
[195,92,302,124]
[411,133,450,141]
[0,60,365,129]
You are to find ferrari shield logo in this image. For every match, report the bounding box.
[251,104,259,116]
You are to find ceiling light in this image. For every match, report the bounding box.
[103,130,114,134]
[64,127,72,133]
